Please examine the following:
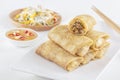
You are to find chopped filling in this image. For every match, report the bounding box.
[72,21,84,34]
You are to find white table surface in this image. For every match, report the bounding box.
[0,0,120,80]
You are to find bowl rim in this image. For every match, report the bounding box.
[5,28,39,42]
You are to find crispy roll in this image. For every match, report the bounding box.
[48,25,93,56]
[81,50,96,65]
[94,42,110,59]
[86,30,109,50]
[68,15,96,35]
[36,41,83,71]
[82,42,110,64]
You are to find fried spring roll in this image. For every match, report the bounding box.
[94,42,110,59]
[82,42,110,64]
[68,15,96,35]
[48,25,93,56]
[36,41,83,71]
[81,50,96,65]
[86,30,109,50]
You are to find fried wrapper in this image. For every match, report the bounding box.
[86,30,109,50]
[36,40,83,71]
[94,42,110,59]
[48,25,93,56]
[82,42,110,64]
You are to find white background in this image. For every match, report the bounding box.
[0,0,120,80]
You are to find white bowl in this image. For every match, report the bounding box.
[5,28,39,47]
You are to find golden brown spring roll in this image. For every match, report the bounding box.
[48,25,93,57]
[86,30,109,50]
[81,42,110,64]
[81,50,96,65]
[36,40,83,71]
[94,42,110,59]
[68,15,96,35]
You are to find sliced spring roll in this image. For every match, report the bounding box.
[48,25,93,56]
[86,30,109,50]
[68,15,96,35]
[36,40,83,71]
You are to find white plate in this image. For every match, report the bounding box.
[12,21,120,80]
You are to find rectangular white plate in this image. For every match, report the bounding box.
[12,21,120,80]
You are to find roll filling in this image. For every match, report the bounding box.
[66,59,81,71]
[72,21,85,34]
[95,38,105,48]
[68,15,96,35]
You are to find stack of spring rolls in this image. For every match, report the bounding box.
[36,14,110,71]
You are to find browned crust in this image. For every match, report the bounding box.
[35,41,83,71]
[9,8,62,31]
